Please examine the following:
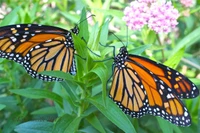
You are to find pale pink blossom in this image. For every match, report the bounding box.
[148,1,179,33]
[138,0,156,3]
[123,1,179,33]
[123,1,150,30]
[180,0,195,7]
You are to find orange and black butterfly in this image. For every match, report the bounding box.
[109,46,199,126]
[0,24,79,81]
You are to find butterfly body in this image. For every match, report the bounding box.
[110,46,199,126]
[0,24,79,81]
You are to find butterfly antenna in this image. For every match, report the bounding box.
[99,42,116,57]
[81,37,101,57]
[110,32,126,47]
[76,14,96,26]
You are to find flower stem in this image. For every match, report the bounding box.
[156,34,165,62]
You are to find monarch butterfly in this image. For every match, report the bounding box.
[0,24,79,81]
[109,46,199,126]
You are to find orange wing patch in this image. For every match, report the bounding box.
[128,55,199,99]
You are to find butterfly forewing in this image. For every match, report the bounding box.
[129,55,199,99]
[0,24,78,81]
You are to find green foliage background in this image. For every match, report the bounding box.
[0,0,199,133]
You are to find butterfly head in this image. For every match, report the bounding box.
[71,25,79,35]
[113,46,128,69]
[119,46,128,54]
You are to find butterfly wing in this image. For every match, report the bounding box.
[0,24,78,81]
[109,47,198,126]
[110,55,192,126]
[128,55,199,99]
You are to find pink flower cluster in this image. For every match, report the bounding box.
[123,1,180,33]
[180,0,194,7]
[123,1,149,30]
[138,0,156,3]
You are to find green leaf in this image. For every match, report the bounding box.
[0,6,21,26]
[88,64,108,105]
[29,3,39,22]
[157,117,182,133]
[164,47,185,69]
[141,28,156,44]
[100,18,110,45]
[0,104,6,110]
[171,26,200,57]
[88,96,136,133]
[60,81,81,104]
[39,71,75,81]
[31,107,57,115]
[86,113,106,133]
[53,114,82,133]
[15,121,53,133]
[88,22,100,51]
[55,82,80,115]
[156,117,173,133]
[79,8,89,41]
[10,89,63,107]
[3,112,28,133]
[129,44,152,55]
[0,96,18,108]
[60,12,79,24]
[0,78,10,84]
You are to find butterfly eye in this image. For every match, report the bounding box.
[0,24,78,81]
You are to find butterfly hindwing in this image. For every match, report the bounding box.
[23,36,76,81]
[110,66,149,116]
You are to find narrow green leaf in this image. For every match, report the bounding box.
[88,23,100,51]
[31,107,57,115]
[3,112,28,133]
[171,26,200,57]
[53,114,82,133]
[39,71,75,81]
[30,3,39,22]
[60,12,79,24]
[129,44,152,55]
[157,117,182,133]
[164,47,185,69]
[55,82,80,114]
[15,121,53,133]
[0,6,21,26]
[0,104,6,110]
[156,117,173,133]
[79,8,89,41]
[87,113,106,133]
[60,81,80,103]
[89,64,108,106]
[0,96,18,108]
[100,18,110,45]
[64,116,82,133]
[10,89,63,107]
[88,96,136,133]
[0,78,10,84]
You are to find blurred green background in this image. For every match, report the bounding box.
[0,0,199,133]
